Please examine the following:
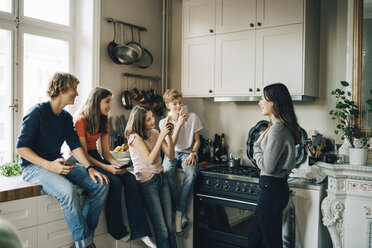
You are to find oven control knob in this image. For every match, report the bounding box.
[249,187,254,194]
[215,183,220,189]
[236,186,241,192]
[223,185,229,190]
[242,187,247,192]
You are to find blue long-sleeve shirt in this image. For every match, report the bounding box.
[16,101,81,168]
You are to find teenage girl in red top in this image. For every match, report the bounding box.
[74,87,155,247]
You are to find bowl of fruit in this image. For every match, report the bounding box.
[110,144,130,159]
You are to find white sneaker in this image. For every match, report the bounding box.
[141,236,156,248]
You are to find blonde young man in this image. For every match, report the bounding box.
[159,89,202,236]
[17,72,109,248]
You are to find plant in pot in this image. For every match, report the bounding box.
[329,81,371,165]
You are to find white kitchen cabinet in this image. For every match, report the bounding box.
[255,24,303,94]
[183,0,216,38]
[256,0,303,28]
[182,36,215,97]
[38,219,73,248]
[215,0,256,34]
[37,194,64,224]
[290,181,331,248]
[18,226,38,248]
[182,0,320,100]
[0,197,37,230]
[214,30,256,96]
[184,0,303,37]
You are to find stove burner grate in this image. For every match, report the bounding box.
[204,165,260,178]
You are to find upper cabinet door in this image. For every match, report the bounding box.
[256,0,304,28]
[182,36,215,97]
[215,0,256,34]
[183,0,216,38]
[214,31,256,96]
[255,24,303,95]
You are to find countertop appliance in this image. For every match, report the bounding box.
[194,164,261,248]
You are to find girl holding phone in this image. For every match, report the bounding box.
[74,87,155,247]
[125,105,177,248]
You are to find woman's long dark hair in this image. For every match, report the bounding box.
[82,87,112,134]
[125,105,152,140]
[263,83,301,145]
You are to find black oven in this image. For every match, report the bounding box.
[194,166,260,248]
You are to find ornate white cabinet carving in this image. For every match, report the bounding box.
[318,162,372,248]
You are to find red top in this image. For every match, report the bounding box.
[75,115,109,151]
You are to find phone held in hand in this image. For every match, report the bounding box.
[119,160,133,169]
[63,156,77,166]
[167,111,173,123]
[181,105,188,114]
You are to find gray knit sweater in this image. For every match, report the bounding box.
[253,118,296,178]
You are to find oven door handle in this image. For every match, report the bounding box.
[196,193,258,206]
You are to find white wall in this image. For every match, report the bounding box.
[168,0,349,164]
[99,0,163,117]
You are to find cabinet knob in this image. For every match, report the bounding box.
[250,23,254,27]
[257,22,262,26]
[209,29,214,33]
[249,88,253,92]
[208,89,213,93]
[256,88,260,92]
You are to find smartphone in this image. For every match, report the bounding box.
[63,156,76,166]
[181,105,188,114]
[119,160,132,169]
[167,111,173,122]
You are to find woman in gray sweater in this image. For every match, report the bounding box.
[248,83,300,248]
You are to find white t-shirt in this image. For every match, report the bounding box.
[159,112,203,153]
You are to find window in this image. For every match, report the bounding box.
[0,0,11,13]
[0,0,97,163]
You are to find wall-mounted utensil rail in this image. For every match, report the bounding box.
[123,73,160,81]
[106,18,147,31]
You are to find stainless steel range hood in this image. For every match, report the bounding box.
[214,95,316,102]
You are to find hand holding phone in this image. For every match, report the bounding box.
[119,160,133,169]
[63,156,76,166]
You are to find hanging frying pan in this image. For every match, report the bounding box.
[121,77,133,109]
[107,22,122,65]
[127,27,143,60]
[114,24,138,64]
[134,31,153,69]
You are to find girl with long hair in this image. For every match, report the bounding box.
[125,105,177,248]
[74,87,155,247]
[247,83,300,248]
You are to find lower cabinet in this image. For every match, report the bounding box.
[0,190,108,248]
[289,180,332,248]
[0,170,192,248]
[18,226,38,248]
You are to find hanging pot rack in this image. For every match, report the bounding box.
[106,18,147,31]
[123,73,160,81]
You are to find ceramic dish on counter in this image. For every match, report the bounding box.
[110,151,130,160]
[246,120,308,168]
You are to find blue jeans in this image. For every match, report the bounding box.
[138,173,177,248]
[87,150,152,240]
[247,176,289,248]
[163,152,199,213]
[22,163,109,248]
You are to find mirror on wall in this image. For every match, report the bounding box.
[354,0,372,134]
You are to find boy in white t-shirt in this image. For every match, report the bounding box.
[159,89,203,236]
